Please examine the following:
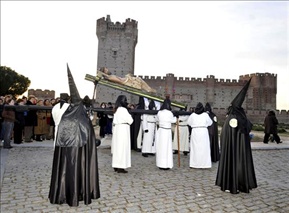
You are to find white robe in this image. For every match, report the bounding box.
[111,107,133,169]
[172,115,190,152]
[51,102,70,147]
[155,109,177,169]
[187,112,213,168]
[142,114,157,154]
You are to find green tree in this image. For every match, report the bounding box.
[0,66,31,97]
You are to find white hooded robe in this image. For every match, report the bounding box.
[172,115,190,152]
[111,107,133,169]
[187,112,213,168]
[155,109,177,169]
[142,114,157,154]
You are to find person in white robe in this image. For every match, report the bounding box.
[111,95,133,173]
[155,98,177,170]
[172,110,190,155]
[51,94,70,146]
[142,100,157,157]
[187,102,213,168]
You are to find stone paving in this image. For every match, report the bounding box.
[0,139,289,213]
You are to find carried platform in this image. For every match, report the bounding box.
[85,73,187,109]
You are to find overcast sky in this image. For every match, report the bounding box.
[1,1,288,110]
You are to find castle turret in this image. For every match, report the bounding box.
[240,73,277,111]
[95,15,138,104]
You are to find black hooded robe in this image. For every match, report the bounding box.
[131,97,145,151]
[207,111,220,162]
[215,112,257,194]
[48,102,100,206]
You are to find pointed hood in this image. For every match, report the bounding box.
[160,97,172,110]
[67,63,81,104]
[205,102,212,113]
[195,102,204,114]
[231,78,251,108]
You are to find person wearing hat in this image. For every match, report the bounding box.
[215,78,257,194]
[49,64,100,206]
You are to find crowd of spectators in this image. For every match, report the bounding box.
[0,94,60,149]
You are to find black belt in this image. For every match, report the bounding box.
[113,123,130,126]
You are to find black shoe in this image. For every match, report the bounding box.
[148,153,155,156]
[277,141,283,144]
[142,153,148,157]
[183,152,189,156]
[159,167,170,170]
[173,150,178,154]
[117,169,128,173]
[113,168,118,172]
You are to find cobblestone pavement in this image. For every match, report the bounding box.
[0,140,289,213]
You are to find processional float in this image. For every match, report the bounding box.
[85,70,188,167]
[84,72,187,109]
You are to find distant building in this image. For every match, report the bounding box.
[95,15,278,109]
[141,72,277,111]
[28,89,55,101]
[94,15,289,124]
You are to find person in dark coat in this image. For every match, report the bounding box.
[216,78,257,194]
[14,99,26,144]
[48,64,100,207]
[205,102,220,162]
[263,110,282,144]
[1,95,16,149]
[24,95,37,142]
[97,102,108,138]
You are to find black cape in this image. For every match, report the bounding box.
[131,98,145,151]
[48,102,100,206]
[215,112,257,194]
[207,111,220,162]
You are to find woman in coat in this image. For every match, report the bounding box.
[263,110,282,144]
[111,95,133,173]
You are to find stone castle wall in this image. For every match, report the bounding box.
[139,72,276,110]
[28,89,55,101]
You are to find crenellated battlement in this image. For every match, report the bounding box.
[97,15,138,32]
[136,72,277,86]
[136,74,243,84]
[240,72,277,78]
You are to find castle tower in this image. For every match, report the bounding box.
[95,15,138,104]
[240,73,277,111]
